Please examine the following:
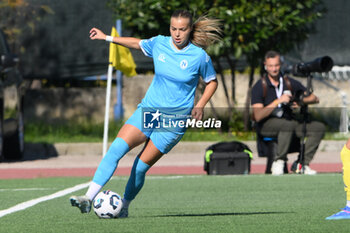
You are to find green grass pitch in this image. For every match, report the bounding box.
[0,174,348,233]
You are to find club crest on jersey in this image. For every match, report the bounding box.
[180,59,188,69]
[158,54,166,62]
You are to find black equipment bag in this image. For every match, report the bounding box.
[204,141,253,175]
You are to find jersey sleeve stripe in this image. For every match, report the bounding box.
[203,74,217,83]
[139,40,151,57]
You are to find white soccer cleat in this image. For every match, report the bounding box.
[271,160,284,176]
[303,165,317,175]
[70,195,92,213]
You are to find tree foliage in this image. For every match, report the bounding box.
[109,0,323,62]
[211,0,324,66]
[0,0,52,51]
[108,0,216,38]
[109,1,323,78]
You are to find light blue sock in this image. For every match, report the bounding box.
[124,157,150,201]
[92,137,129,186]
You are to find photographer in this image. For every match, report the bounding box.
[251,50,325,175]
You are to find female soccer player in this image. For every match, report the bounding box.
[70,10,222,218]
[326,138,350,220]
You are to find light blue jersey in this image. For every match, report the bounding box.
[139,35,216,110]
[125,35,217,154]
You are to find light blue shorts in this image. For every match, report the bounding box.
[125,106,187,154]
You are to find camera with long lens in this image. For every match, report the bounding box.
[284,56,334,77]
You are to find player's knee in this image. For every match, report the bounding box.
[134,158,150,174]
[105,137,130,162]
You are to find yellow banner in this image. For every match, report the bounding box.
[109,27,137,77]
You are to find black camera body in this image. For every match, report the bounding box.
[290,90,305,106]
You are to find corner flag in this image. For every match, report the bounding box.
[103,26,136,156]
[109,27,137,77]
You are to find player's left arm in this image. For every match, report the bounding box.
[192,80,218,120]
[89,27,141,50]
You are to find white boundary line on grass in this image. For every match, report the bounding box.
[0,188,57,192]
[1,174,339,218]
[0,181,90,218]
[0,176,205,218]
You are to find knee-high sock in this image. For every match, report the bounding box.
[124,157,150,202]
[341,145,350,201]
[92,137,130,187]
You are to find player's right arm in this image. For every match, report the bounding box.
[89,27,141,50]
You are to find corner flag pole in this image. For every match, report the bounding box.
[102,63,113,157]
[102,20,135,157]
[103,22,119,157]
[114,19,124,120]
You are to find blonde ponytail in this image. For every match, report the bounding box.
[191,16,222,49]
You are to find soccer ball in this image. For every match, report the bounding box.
[93,190,123,219]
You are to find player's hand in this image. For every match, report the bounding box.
[192,107,204,121]
[89,28,106,40]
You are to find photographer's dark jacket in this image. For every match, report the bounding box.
[251,74,306,126]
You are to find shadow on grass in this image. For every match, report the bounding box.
[155,211,292,217]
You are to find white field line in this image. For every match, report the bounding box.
[0,188,56,192]
[1,173,337,218]
[0,181,90,218]
[0,176,203,218]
